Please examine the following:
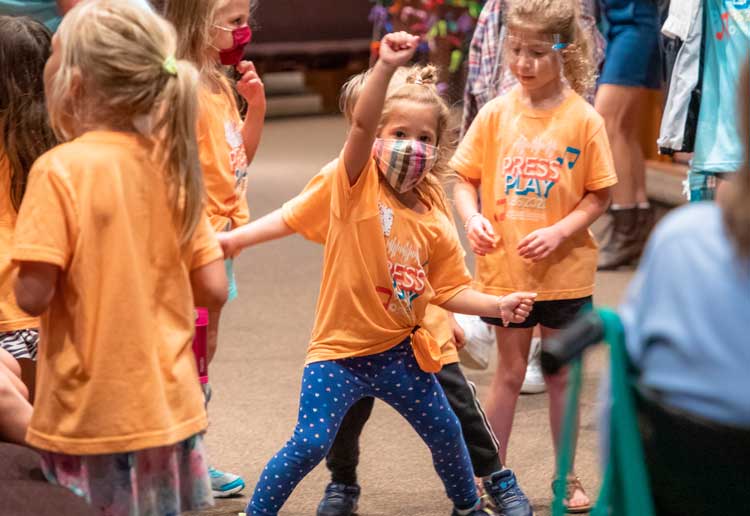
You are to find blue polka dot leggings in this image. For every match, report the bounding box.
[247,340,479,515]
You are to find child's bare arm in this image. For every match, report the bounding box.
[217,209,294,258]
[440,289,536,326]
[237,61,266,164]
[190,258,228,310]
[14,262,59,317]
[454,177,497,255]
[344,32,419,185]
[518,188,610,262]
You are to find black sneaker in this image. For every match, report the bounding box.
[483,469,533,516]
[316,482,361,516]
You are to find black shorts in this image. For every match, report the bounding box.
[481,296,592,329]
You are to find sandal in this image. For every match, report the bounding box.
[551,474,593,514]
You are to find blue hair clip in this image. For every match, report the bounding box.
[552,34,568,51]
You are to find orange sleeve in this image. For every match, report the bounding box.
[428,215,473,305]
[449,103,490,182]
[189,214,224,271]
[583,124,619,191]
[330,151,380,222]
[281,163,335,245]
[12,164,76,269]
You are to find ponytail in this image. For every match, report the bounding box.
[154,59,204,245]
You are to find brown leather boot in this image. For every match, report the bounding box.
[636,204,656,255]
[597,207,640,270]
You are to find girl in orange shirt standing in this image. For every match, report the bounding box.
[452,0,617,512]
[12,2,227,514]
[159,0,265,497]
[0,16,57,401]
[244,32,535,516]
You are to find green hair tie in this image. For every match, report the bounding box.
[163,55,178,76]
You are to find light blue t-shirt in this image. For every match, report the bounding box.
[693,0,750,174]
[620,202,750,427]
[0,1,61,31]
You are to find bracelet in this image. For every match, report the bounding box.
[463,212,482,231]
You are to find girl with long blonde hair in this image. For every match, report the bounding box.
[12,2,227,513]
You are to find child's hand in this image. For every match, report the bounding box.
[236,60,266,112]
[498,292,536,327]
[517,226,565,262]
[378,32,420,68]
[466,214,498,256]
[217,231,240,259]
[449,314,467,351]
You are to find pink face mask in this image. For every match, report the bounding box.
[215,25,252,66]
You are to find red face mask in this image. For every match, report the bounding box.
[216,25,252,66]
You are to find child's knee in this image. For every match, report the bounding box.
[498,364,526,392]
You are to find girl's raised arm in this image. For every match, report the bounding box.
[343,32,419,185]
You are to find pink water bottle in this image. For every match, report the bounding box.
[192,308,209,384]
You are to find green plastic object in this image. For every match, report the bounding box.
[552,308,655,516]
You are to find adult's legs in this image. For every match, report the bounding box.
[436,363,502,477]
[595,84,652,269]
[482,327,534,463]
[325,396,375,485]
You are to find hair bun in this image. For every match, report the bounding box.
[406,64,438,87]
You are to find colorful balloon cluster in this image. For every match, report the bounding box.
[369,0,486,93]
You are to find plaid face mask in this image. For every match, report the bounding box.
[373,138,439,193]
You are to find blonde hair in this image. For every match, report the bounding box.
[379,64,456,213]
[506,0,596,97]
[724,58,750,259]
[48,0,203,244]
[158,0,231,94]
[340,67,410,124]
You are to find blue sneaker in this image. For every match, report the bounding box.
[209,466,245,498]
[483,469,533,516]
[316,483,360,516]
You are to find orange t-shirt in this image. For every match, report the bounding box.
[285,155,471,364]
[0,153,38,332]
[12,131,223,455]
[197,79,249,232]
[450,87,617,300]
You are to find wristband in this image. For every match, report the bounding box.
[464,212,482,231]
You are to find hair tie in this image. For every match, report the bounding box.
[413,77,424,86]
[163,56,178,76]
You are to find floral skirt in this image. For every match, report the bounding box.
[40,433,213,516]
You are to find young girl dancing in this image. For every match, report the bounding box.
[12,1,227,513]
[453,0,617,512]
[221,66,534,516]
[240,32,535,516]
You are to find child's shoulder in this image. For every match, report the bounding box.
[564,92,605,131]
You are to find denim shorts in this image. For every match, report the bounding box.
[599,0,661,89]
